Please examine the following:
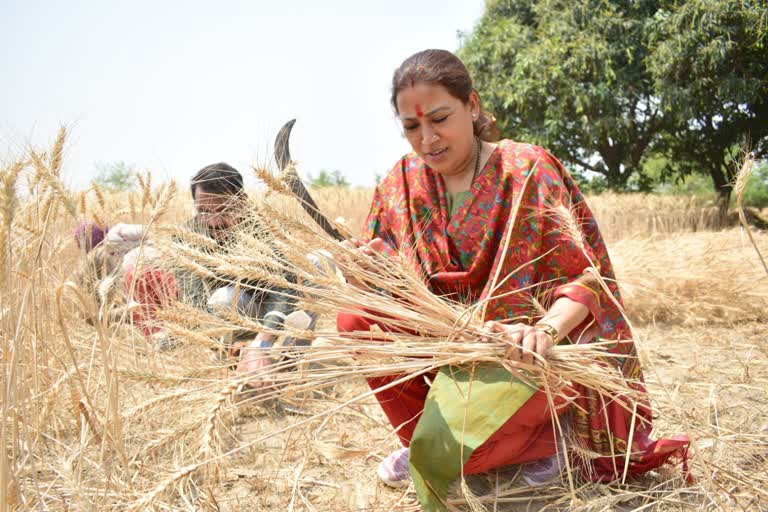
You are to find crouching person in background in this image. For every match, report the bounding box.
[121,162,291,353]
[72,221,146,324]
[123,162,330,383]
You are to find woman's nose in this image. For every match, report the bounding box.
[421,126,439,145]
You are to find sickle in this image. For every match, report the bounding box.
[273,119,346,241]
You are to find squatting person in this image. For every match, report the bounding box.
[336,49,689,508]
[122,163,314,378]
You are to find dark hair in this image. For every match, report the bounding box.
[190,162,245,199]
[391,49,499,142]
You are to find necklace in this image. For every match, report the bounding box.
[471,136,482,184]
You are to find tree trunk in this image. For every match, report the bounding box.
[709,164,732,228]
[604,165,632,190]
[599,143,632,191]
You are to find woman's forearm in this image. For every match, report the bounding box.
[536,297,590,343]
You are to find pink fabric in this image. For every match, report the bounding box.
[123,265,178,337]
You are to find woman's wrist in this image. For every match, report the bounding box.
[535,297,591,345]
[533,322,560,344]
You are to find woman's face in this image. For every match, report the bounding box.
[396,82,478,177]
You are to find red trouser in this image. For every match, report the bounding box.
[337,311,571,474]
[123,265,178,337]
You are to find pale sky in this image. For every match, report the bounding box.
[0,0,485,189]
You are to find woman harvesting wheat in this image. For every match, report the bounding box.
[336,49,688,508]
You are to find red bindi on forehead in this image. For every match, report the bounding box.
[415,104,424,117]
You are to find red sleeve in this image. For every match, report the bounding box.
[527,148,622,337]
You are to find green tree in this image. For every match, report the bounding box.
[460,0,669,189]
[93,161,135,191]
[647,0,768,204]
[308,169,350,188]
[741,159,768,208]
[459,0,768,200]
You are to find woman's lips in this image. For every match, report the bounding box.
[425,147,448,164]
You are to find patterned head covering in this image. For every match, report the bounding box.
[74,222,108,253]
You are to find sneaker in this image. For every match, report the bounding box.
[377,447,411,488]
[520,451,565,487]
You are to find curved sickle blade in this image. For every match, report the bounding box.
[272,119,346,241]
[274,118,296,170]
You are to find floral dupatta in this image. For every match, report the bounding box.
[364,141,688,509]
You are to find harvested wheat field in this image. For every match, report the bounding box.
[1,132,767,511]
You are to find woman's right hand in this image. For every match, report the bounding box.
[481,320,555,366]
[339,237,388,287]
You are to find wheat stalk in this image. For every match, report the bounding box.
[733,152,768,276]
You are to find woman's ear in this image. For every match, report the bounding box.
[468,89,481,118]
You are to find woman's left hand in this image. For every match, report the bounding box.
[338,237,391,288]
[481,321,555,365]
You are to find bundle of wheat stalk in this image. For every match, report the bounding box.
[158,205,634,387]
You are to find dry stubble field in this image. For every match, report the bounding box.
[1,133,767,511]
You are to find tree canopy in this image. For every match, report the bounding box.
[647,0,768,200]
[307,169,350,188]
[459,0,768,199]
[93,161,136,191]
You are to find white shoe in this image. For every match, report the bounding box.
[521,452,565,486]
[377,447,411,488]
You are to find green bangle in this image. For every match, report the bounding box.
[533,323,559,343]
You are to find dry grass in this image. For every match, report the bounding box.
[1,134,767,511]
[612,230,768,325]
[280,188,731,245]
[586,193,726,242]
